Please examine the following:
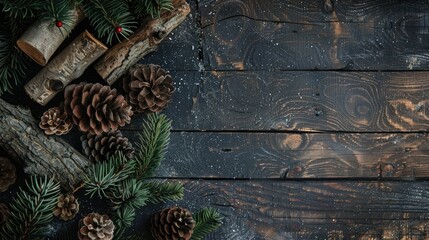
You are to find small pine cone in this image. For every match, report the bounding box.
[0,203,9,225]
[81,130,134,162]
[53,193,80,221]
[0,157,16,192]
[123,64,175,113]
[78,213,115,240]
[151,207,196,240]
[39,107,73,135]
[64,82,133,135]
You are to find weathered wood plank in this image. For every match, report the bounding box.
[126,71,429,132]
[116,180,429,239]
[121,131,429,179]
[199,0,429,70]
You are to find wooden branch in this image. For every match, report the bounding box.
[24,30,108,106]
[16,8,85,66]
[0,98,91,190]
[94,0,191,85]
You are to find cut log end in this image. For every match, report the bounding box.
[16,40,47,66]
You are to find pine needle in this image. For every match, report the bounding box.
[190,208,223,240]
[82,0,136,44]
[84,152,136,198]
[1,176,61,239]
[134,113,172,179]
[144,181,184,204]
[108,178,150,211]
[112,207,136,239]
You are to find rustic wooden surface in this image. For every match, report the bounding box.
[3,0,429,239]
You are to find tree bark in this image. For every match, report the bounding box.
[16,8,85,66]
[0,98,91,190]
[24,30,108,106]
[94,0,191,85]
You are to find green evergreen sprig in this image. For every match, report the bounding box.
[127,0,174,19]
[108,179,150,211]
[191,208,224,240]
[38,0,79,34]
[135,113,172,179]
[82,0,137,44]
[0,176,61,239]
[84,152,136,198]
[145,181,184,204]
[0,0,40,18]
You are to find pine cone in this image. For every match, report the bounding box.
[53,193,80,221]
[64,82,133,135]
[78,213,115,240]
[0,157,16,192]
[0,203,9,225]
[151,207,196,240]
[39,107,73,135]
[123,64,175,113]
[81,130,134,162]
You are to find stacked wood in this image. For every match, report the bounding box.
[24,30,107,106]
[0,98,91,190]
[94,0,191,85]
[17,8,85,66]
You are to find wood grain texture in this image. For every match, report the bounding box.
[121,131,429,179]
[125,71,429,132]
[199,0,429,70]
[92,180,429,240]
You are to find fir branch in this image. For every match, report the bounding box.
[82,0,136,44]
[38,0,79,34]
[112,207,135,240]
[0,15,29,95]
[190,208,223,240]
[1,176,61,239]
[127,0,173,19]
[145,181,184,204]
[0,0,42,18]
[135,113,172,179]
[108,178,150,211]
[84,152,136,198]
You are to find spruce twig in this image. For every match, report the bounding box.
[1,176,61,239]
[145,181,184,204]
[135,113,172,179]
[84,152,135,198]
[190,208,223,240]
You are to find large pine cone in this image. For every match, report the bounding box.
[39,107,73,135]
[123,64,175,113]
[81,130,134,162]
[64,83,133,135]
[53,193,80,221]
[0,203,9,225]
[0,157,16,192]
[151,207,196,240]
[78,213,115,240]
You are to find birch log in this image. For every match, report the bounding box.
[25,30,108,106]
[17,8,85,66]
[94,0,191,85]
[0,98,91,190]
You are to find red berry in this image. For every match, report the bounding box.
[56,21,63,28]
[115,26,123,33]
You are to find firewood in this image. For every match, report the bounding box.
[24,30,108,106]
[0,98,91,190]
[94,0,191,85]
[16,8,85,66]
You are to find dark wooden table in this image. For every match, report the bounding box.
[4,0,429,239]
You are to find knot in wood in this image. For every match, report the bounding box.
[153,29,167,42]
[322,0,334,14]
[47,79,64,91]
